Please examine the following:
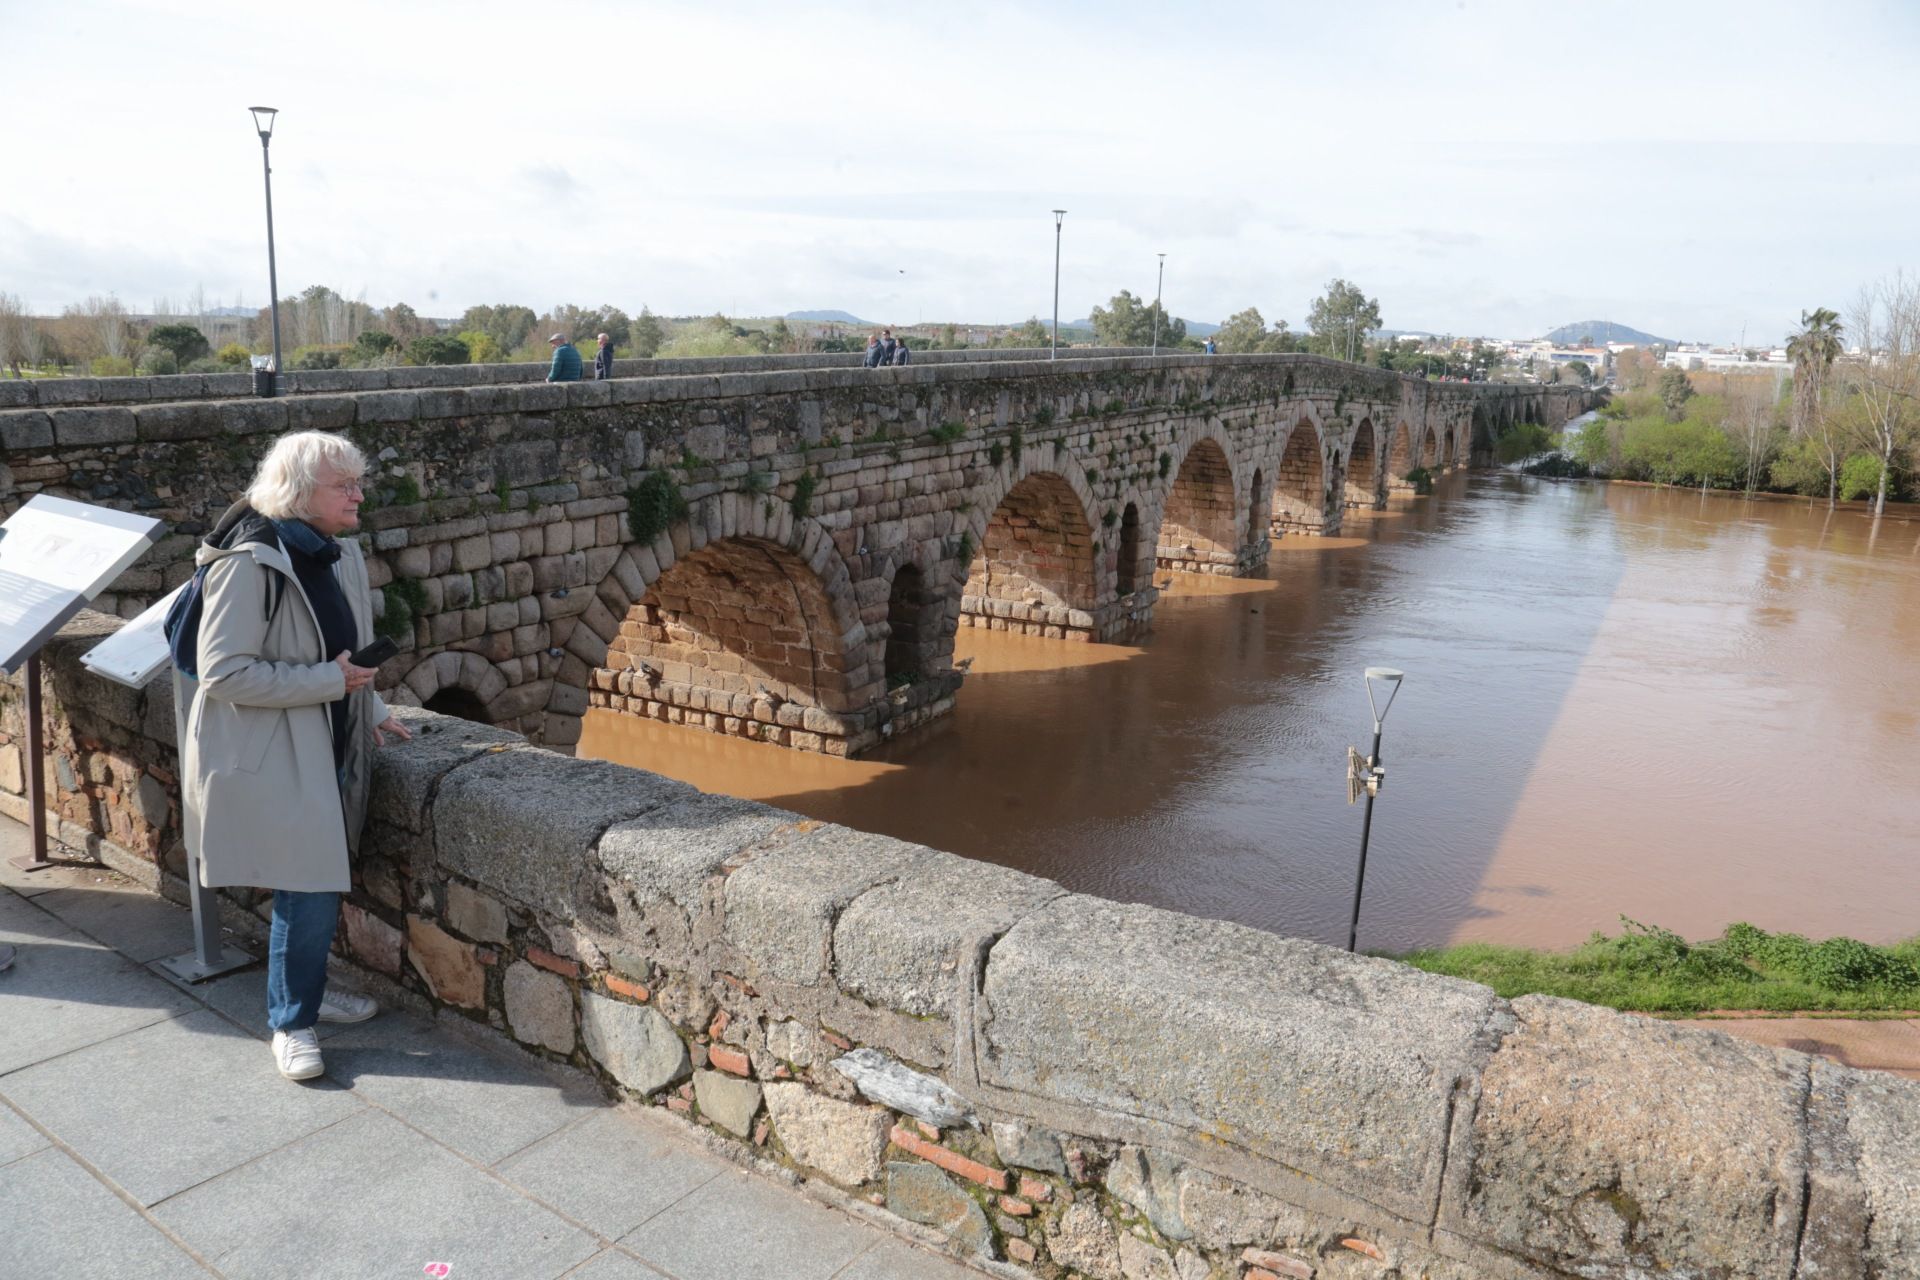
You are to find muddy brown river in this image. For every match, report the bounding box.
[581,473,1920,952]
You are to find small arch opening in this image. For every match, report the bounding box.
[884,564,935,687]
[1117,502,1143,595]
[424,687,490,724]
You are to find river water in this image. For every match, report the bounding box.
[580,473,1920,953]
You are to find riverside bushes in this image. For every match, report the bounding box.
[1399,917,1920,1013]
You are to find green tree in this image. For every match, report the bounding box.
[1786,307,1844,438]
[1214,307,1274,354]
[1089,290,1185,349]
[1658,367,1695,420]
[406,333,469,365]
[351,330,397,363]
[380,302,428,341]
[1565,360,1592,384]
[995,317,1050,348]
[1843,274,1920,514]
[215,341,253,368]
[147,323,210,367]
[460,304,538,353]
[457,330,506,364]
[1305,278,1380,362]
[631,308,664,358]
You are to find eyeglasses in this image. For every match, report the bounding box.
[321,479,365,497]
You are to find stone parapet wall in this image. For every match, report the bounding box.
[4,613,1915,1280]
[0,347,1159,410]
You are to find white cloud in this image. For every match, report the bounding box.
[4,0,1916,343]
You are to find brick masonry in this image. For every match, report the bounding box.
[0,352,1589,755]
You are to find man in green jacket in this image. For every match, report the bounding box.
[546,333,583,382]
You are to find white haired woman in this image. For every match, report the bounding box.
[176,430,412,1081]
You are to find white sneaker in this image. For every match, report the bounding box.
[317,988,379,1024]
[273,1028,325,1080]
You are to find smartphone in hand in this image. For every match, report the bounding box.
[348,637,398,669]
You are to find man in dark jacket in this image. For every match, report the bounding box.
[881,330,897,364]
[893,339,911,366]
[864,332,885,368]
[594,333,614,380]
[547,334,583,382]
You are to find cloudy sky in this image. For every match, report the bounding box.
[5,0,1917,344]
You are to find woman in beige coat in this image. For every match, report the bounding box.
[176,431,411,1080]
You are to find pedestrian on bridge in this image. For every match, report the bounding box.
[864,331,885,368]
[175,431,413,1082]
[547,333,583,382]
[893,338,911,366]
[594,332,614,380]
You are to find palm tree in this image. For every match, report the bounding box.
[1786,307,1843,437]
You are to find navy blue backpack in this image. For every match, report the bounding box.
[162,528,284,680]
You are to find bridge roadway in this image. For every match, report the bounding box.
[0,350,1591,757]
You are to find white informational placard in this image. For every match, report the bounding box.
[80,583,186,688]
[0,495,165,674]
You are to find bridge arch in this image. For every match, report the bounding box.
[390,649,512,725]
[1115,501,1146,597]
[1271,416,1329,534]
[1442,426,1456,470]
[1156,434,1241,574]
[1420,425,1439,468]
[1345,417,1381,508]
[1247,466,1267,547]
[963,462,1104,641]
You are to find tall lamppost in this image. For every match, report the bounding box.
[1344,666,1405,952]
[1151,252,1166,356]
[1051,209,1066,360]
[249,106,283,397]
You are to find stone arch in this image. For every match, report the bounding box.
[392,649,513,725]
[1386,421,1416,493]
[1247,467,1266,547]
[963,468,1102,641]
[1442,427,1456,470]
[547,492,876,755]
[1116,502,1145,597]
[1420,426,1439,468]
[1271,416,1329,534]
[1157,436,1240,574]
[1345,418,1381,507]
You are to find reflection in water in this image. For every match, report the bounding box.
[581,476,1920,951]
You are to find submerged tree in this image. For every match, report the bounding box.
[1787,307,1844,437]
[1844,272,1920,515]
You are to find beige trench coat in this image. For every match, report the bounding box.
[175,534,388,893]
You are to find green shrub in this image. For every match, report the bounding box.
[1840,453,1886,501]
[1033,404,1054,426]
[988,441,1005,468]
[1009,426,1023,466]
[627,471,687,543]
[289,344,346,371]
[89,355,135,377]
[215,342,253,368]
[148,323,211,366]
[377,578,428,642]
[406,334,470,366]
[135,347,178,376]
[1405,466,1434,494]
[927,421,966,444]
[1158,451,1172,479]
[789,470,818,520]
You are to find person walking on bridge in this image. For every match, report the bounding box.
[594,332,614,380]
[547,333,583,382]
[864,331,885,368]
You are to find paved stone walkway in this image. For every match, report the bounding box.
[1678,1013,1920,1081]
[0,821,981,1280]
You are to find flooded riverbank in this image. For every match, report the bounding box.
[582,473,1920,952]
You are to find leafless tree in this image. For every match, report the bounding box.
[1845,272,1920,515]
[0,292,27,377]
[1725,377,1782,494]
[63,294,133,363]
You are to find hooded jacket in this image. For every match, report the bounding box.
[173,502,388,893]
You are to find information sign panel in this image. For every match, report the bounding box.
[0,495,163,674]
[80,584,186,689]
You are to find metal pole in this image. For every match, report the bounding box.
[1051,210,1065,360]
[260,131,282,396]
[1151,254,1165,357]
[7,653,51,873]
[1346,722,1383,953]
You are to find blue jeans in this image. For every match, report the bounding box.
[267,890,339,1032]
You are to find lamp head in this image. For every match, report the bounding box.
[1364,666,1405,728]
[249,106,278,139]
[1052,209,1066,227]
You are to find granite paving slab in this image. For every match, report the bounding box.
[0,1147,213,1279]
[498,1106,732,1240]
[838,1236,990,1280]
[151,1109,599,1280]
[35,878,204,963]
[0,1007,362,1205]
[562,1247,671,1279]
[322,1011,599,1165]
[0,1101,50,1166]
[620,1168,882,1280]
[0,926,198,1075]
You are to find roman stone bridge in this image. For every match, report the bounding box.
[0,352,1590,757]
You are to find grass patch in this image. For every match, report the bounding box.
[1397,918,1920,1015]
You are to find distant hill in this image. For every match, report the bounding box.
[1543,321,1675,347]
[786,309,869,325]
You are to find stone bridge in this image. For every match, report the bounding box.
[0,352,1590,757]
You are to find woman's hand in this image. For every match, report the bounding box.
[373,715,413,747]
[334,651,375,693]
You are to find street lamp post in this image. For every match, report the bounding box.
[249,106,283,397]
[1051,210,1066,360]
[1151,253,1166,356]
[1345,667,1405,952]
